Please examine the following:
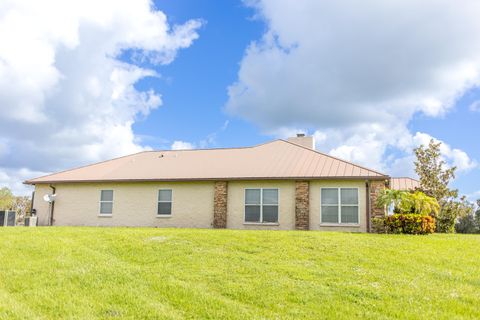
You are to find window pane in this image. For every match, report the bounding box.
[341,188,358,205]
[101,190,113,202]
[321,189,338,205]
[100,202,112,214]
[262,205,278,223]
[158,202,172,215]
[245,189,261,205]
[321,205,338,223]
[341,206,358,223]
[158,189,172,202]
[245,205,260,222]
[263,189,278,205]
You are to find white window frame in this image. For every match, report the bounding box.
[244,188,279,225]
[320,187,359,226]
[157,189,173,217]
[99,189,114,217]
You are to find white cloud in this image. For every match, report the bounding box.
[466,190,480,204]
[412,132,477,172]
[0,0,202,195]
[0,167,46,195]
[382,131,477,178]
[227,0,480,176]
[170,120,231,151]
[469,100,480,112]
[171,141,195,150]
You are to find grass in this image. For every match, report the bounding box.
[0,228,479,319]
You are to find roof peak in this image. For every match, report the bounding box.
[277,139,388,177]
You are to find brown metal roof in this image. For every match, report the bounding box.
[25,140,389,184]
[390,177,419,191]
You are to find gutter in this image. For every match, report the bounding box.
[24,175,390,185]
[49,184,56,226]
[30,191,35,216]
[366,180,371,233]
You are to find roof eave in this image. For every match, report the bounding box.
[25,175,390,185]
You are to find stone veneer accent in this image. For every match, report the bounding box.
[369,180,387,232]
[295,181,310,230]
[213,181,228,228]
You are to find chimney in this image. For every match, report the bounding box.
[287,134,315,150]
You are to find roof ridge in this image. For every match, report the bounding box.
[142,140,276,153]
[278,139,389,177]
[391,177,419,181]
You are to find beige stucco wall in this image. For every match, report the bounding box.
[227,180,296,230]
[32,179,368,231]
[33,182,214,227]
[310,180,367,232]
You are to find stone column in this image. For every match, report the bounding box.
[213,181,228,228]
[295,181,310,230]
[369,180,387,232]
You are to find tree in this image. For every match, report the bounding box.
[0,187,32,224]
[414,139,458,203]
[12,196,32,224]
[414,139,463,233]
[438,196,473,233]
[475,200,480,227]
[455,214,477,234]
[0,187,14,209]
[455,199,480,234]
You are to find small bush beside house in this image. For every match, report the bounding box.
[385,214,436,234]
[375,189,439,235]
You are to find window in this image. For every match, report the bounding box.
[99,190,113,215]
[245,189,279,223]
[321,188,359,224]
[158,189,172,215]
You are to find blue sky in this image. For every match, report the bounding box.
[139,0,480,198]
[409,88,480,197]
[0,0,479,200]
[133,0,265,148]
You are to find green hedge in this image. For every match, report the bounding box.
[384,214,436,235]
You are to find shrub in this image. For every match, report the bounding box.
[437,199,473,233]
[372,217,387,233]
[384,214,436,235]
[455,214,478,234]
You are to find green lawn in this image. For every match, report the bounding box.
[0,228,479,319]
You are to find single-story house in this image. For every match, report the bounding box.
[25,135,419,232]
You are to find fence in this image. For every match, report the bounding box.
[0,210,16,226]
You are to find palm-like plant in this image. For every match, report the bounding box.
[377,189,439,216]
[376,189,409,214]
[410,191,440,216]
